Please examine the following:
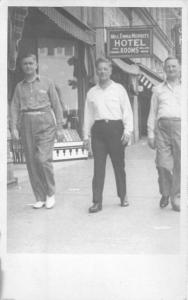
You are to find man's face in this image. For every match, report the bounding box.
[21,56,37,76]
[96,62,112,82]
[164,58,180,80]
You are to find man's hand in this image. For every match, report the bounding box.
[83,139,91,151]
[12,129,19,141]
[121,132,130,146]
[62,118,67,126]
[148,137,156,149]
[56,128,65,142]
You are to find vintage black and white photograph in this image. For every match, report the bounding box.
[7,4,183,253]
[1,0,188,299]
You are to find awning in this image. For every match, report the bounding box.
[138,72,164,90]
[38,7,95,45]
[112,58,140,75]
[138,73,158,90]
[138,63,163,90]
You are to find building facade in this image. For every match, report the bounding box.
[8,6,98,183]
[97,7,181,139]
[8,7,99,137]
[7,6,181,183]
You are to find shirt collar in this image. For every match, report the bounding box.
[163,79,181,90]
[96,80,114,89]
[22,74,40,84]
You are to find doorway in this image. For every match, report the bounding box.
[138,89,152,137]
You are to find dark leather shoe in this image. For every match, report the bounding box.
[160,196,169,208]
[120,198,129,207]
[89,203,102,213]
[171,194,180,212]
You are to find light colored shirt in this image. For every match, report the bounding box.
[83,80,133,139]
[147,80,181,138]
[11,75,63,130]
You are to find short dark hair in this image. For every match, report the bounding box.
[20,53,37,63]
[164,56,180,66]
[95,57,112,69]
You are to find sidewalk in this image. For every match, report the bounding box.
[7,139,180,254]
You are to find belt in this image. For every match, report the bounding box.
[22,107,51,114]
[159,117,181,121]
[22,111,45,115]
[95,119,122,123]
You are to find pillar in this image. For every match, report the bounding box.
[133,95,139,143]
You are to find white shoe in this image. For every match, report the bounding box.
[33,201,45,209]
[45,195,55,209]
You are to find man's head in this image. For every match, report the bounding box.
[20,53,38,76]
[95,57,112,82]
[164,56,181,81]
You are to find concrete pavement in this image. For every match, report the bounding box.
[7,139,180,253]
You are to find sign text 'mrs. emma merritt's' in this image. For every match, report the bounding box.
[107,27,153,58]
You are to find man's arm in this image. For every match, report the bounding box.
[83,96,94,141]
[10,84,21,140]
[83,95,94,151]
[147,90,158,138]
[54,83,66,112]
[120,86,133,145]
[48,80,65,142]
[147,89,158,149]
[48,80,64,130]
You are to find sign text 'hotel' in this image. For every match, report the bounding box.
[107,27,153,58]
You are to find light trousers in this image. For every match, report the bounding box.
[21,111,56,202]
[155,118,181,198]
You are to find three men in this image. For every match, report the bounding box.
[11,53,64,209]
[11,54,181,214]
[147,57,181,212]
[83,57,133,213]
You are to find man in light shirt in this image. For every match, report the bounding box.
[84,57,133,213]
[147,57,181,212]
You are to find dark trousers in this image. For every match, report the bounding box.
[21,111,56,202]
[91,120,126,204]
[155,118,181,198]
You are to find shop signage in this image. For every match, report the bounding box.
[107,26,153,58]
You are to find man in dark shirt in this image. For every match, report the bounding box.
[11,53,64,209]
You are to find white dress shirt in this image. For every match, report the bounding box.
[147,81,181,138]
[83,80,133,139]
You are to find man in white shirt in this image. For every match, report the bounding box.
[147,57,181,212]
[84,57,133,213]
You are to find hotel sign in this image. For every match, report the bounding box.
[107,26,153,58]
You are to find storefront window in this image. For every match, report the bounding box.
[38,38,79,131]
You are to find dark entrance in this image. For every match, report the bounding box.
[138,88,152,137]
